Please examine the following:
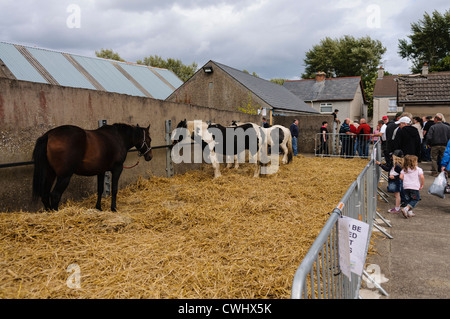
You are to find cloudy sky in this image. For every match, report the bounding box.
[1,0,449,80]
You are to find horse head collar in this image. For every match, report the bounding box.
[137,125,152,161]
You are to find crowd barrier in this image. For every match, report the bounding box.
[291,141,390,299]
[314,133,378,159]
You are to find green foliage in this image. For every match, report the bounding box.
[398,9,450,73]
[302,35,386,118]
[302,35,386,84]
[270,78,286,85]
[237,92,260,115]
[242,70,259,77]
[137,55,198,82]
[95,48,124,61]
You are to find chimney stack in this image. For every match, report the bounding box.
[422,63,429,75]
[377,66,384,79]
[315,71,326,82]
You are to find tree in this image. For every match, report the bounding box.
[137,55,197,82]
[95,49,124,61]
[398,10,450,73]
[302,35,386,117]
[270,78,286,85]
[302,35,386,82]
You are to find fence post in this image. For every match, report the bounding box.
[98,120,111,196]
[333,121,338,155]
[165,120,174,178]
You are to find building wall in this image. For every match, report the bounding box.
[309,100,350,125]
[166,62,271,114]
[349,84,366,120]
[373,96,403,124]
[0,78,259,212]
[273,114,334,153]
[401,104,450,121]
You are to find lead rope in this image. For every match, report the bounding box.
[123,159,140,169]
[124,129,146,169]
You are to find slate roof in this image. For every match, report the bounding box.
[397,72,450,104]
[283,76,365,103]
[0,41,183,99]
[212,61,319,114]
[373,75,398,98]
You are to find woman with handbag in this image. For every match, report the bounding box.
[377,150,405,213]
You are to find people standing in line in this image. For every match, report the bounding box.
[426,114,450,176]
[412,116,424,141]
[377,150,405,214]
[422,115,434,161]
[384,112,403,166]
[349,120,359,156]
[372,120,383,144]
[356,118,371,158]
[317,121,329,156]
[290,119,299,156]
[400,155,425,218]
[412,116,424,162]
[262,117,270,128]
[379,116,389,161]
[391,115,421,159]
[332,109,340,129]
[339,118,354,158]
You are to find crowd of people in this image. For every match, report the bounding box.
[374,111,450,218]
[312,110,449,218]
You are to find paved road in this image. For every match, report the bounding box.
[363,161,450,299]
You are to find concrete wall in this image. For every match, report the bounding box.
[0,78,259,212]
[166,61,271,114]
[273,114,334,153]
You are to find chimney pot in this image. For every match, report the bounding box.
[315,71,326,82]
[377,66,384,79]
[422,63,429,75]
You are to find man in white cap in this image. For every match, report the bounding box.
[391,116,421,159]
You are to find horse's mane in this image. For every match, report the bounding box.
[111,123,133,130]
[109,123,143,143]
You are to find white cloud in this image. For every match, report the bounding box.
[0,0,449,79]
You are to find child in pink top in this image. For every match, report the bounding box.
[399,155,424,218]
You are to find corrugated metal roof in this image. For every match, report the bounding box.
[153,68,184,89]
[71,55,146,97]
[0,42,183,99]
[0,42,48,83]
[118,63,173,99]
[27,47,96,90]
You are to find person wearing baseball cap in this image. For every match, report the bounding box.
[392,115,421,158]
[395,116,412,125]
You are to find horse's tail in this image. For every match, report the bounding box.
[286,129,294,163]
[32,134,49,202]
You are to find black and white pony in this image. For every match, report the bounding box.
[263,125,294,165]
[171,119,263,178]
[231,121,293,165]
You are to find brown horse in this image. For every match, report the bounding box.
[32,123,152,212]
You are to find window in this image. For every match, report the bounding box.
[320,103,333,113]
[388,99,397,112]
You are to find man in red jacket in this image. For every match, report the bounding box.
[356,118,372,158]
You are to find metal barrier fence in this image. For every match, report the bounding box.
[315,133,378,159]
[291,140,389,299]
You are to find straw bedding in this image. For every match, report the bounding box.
[0,156,367,299]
